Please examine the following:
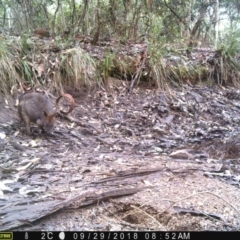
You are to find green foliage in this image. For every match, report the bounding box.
[19,60,33,83]
[59,47,98,89]
[12,36,34,85]
[99,49,145,85]
[0,37,18,94]
[148,44,174,89]
[0,0,240,93]
[20,35,34,52]
[0,0,238,45]
[222,28,240,56]
[102,51,115,79]
[210,27,240,85]
[148,43,212,88]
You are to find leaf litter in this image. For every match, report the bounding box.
[0,85,240,231]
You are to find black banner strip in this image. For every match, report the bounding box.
[0,231,239,240]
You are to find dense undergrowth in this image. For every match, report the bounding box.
[0,34,240,95]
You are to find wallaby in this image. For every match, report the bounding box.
[18,92,57,135]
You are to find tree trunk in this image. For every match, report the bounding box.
[60,0,66,30]
[53,0,61,32]
[214,0,219,48]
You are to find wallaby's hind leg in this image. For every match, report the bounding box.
[22,116,31,135]
[18,104,31,134]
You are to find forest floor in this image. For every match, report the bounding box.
[0,82,240,231]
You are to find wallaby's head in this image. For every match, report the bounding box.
[43,111,56,133]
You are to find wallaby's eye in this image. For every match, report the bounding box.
[44,111,48,117]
